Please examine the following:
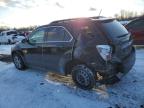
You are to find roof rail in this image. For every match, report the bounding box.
[50,16,106,24]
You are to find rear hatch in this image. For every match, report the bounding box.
[99,19,133,60]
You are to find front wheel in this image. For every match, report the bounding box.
[72,65,95,90]
[12,53,26,70]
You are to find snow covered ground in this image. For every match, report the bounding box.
[0,45,144,108]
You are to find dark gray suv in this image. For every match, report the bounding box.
[12,17,135,90]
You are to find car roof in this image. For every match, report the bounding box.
[137,16,144,20]
[39,16,115,28]
[126,16,144,26]
[37,16,115,39]
[50,17,114,24]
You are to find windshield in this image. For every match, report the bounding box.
[101,20,129,38]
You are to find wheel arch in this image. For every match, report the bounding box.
[12,50,26,64]
[64,59,86,75]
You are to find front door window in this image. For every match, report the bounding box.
[29,29,45,44]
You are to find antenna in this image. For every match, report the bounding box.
[99,9,102,16]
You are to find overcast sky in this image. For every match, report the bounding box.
[0,0,144,27]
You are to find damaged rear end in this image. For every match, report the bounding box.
[96,19,136,82]
[72,18,135,84]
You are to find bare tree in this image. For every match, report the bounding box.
[115,10,141,20]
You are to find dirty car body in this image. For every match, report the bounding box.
[12,17,135,89]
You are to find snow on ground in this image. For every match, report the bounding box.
[0,63,109,108]
[0,45,14,55]
[0,45,144,108]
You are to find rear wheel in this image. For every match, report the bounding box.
[12,53,26,70]
[72,65,95,90]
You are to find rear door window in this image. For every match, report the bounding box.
[101,20,129,38]
[44,27,72,42]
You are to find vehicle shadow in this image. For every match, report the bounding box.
[45,72,110,99]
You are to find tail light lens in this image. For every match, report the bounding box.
[96,45,112,61]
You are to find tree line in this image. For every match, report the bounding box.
[115,9,144,21]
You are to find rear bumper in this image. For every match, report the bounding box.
[90,47,135,78]
[109,47,136,78]
[120,47,136,74]
[107,47,135,82]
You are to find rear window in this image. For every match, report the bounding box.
[71,20,103,37]
[101,20,128,38]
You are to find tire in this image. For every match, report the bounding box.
[12,53,26,70]
[72,65,95,90]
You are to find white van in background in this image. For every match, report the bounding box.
[0,30,25,44]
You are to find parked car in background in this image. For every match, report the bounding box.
[125,17,144,45]
[12,17,135,90]
[0,30,25,44]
